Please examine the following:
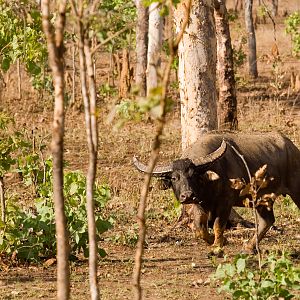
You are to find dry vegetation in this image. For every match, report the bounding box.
[0,0,300,299]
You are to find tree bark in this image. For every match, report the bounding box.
[41,1,70,299]
[146,2,163,96]
[214,0,238,130]
[119,48,131,98]
[135,0,148,96]
[175,0,217,150]
[245,0,258,78]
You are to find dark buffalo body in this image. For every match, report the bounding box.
[133,132,300,252]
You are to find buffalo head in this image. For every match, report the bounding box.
[133,140,227,204]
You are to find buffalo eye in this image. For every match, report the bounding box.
[171,174,179,181]
[188,168,195,177]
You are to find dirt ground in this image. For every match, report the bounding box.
[1,0,300,299]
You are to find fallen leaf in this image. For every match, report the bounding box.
[44,258,56,267]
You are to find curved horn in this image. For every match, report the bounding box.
[132,156,173,176]
[192,139,227,166]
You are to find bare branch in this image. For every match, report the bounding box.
[91,22,135,56]
[132,1,192,298]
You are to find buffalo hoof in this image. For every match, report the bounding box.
[207,247,224,258]
[194,230,214,245]
[205,235,215,245]
[242,243,259,255]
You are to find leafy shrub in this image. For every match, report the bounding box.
[214,253,300,299]
[0,0,50,91]
[0,200,56,261]
[285,12,300,57]
[0,165,112,262]
[233,42,247,69]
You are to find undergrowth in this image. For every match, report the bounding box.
[214,253,300,300]
[0,164,112,262]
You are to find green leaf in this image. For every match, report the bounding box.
[26,61,41,76]
[69,182,78,195]
[260,280,274,288]
[96,219,112,234]
[1,57,11,71]
[232,290,247,298]
[236,258,246,273]
[75,232,80,244]
[98,248,107,258]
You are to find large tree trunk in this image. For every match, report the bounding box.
[175,0,217,241]
[135,0,148,96]
[175,0,247,236]
[245,0,258,78]
[146,2,163,96]
[214,0,238,130]
[41,1,70,299]
[175,0,217,150]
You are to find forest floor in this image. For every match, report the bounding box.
[1,0,300,299]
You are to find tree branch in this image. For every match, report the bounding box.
[132,1,192,298]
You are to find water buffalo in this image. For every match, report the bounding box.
[133,132,300,252]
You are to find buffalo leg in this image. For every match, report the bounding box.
[228,208,254,228]
[212,216,228,248]
[193,205,214,244]
[244,206,275,253]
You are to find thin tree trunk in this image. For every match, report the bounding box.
[146,2,163,96]
[245,0,258,78]
[234,0,243,12]
[214,0,238,130]
[0,177,5,223]
[71,1,100,298]
[271,0,278,17]
[17,59,21,100]
[41,1,70,299]
[71,29,76,107]
[132,3,191,299]
[175,0,217,150]
[84,40,100,300]
[135,0,148,96]
[108,48,114,86]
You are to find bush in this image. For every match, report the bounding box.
[0,166,112,262]
[285,12,300,57]
[213,253,300,299]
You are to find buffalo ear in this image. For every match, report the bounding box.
[156,178,172,190]
[205,170,220,181]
